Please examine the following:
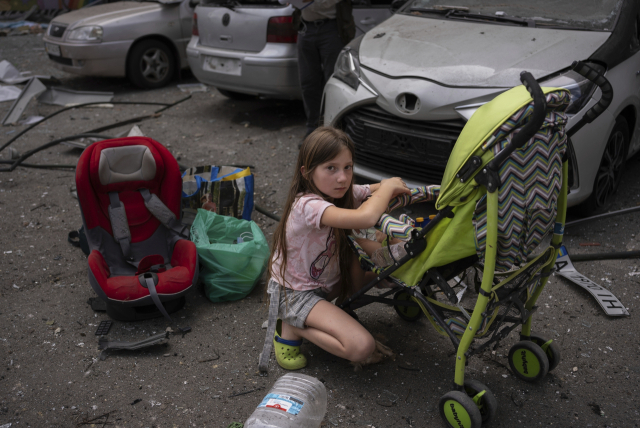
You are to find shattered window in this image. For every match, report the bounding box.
[401,0,623,31]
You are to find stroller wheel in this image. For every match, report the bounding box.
[464,379,497,424]
[439,390,482,428]
[508,340,549,382]
[393,290,423,322]
[529,335,561,372]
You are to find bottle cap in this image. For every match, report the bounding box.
[416,217,424,222]
[429,215,436,219]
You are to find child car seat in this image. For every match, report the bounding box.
[76,136,198,321]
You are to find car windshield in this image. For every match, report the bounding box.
[401,0,623,31]
[200,0,280,5]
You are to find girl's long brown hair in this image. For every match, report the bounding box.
[268,127,356,303]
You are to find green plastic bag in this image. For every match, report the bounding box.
[190,209,269,302]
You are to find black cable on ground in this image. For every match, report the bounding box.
[565,205,640,228]
[1,134,113,172]
[255,204,281,222]
[0,160,76,170]
[570,250,640,262]
[0,95,192,153]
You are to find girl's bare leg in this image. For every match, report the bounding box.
[283,301,375,362]
[280,252,376,362]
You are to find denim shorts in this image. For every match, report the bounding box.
[267,279,326,329]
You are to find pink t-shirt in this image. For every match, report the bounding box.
[270,184,371,293]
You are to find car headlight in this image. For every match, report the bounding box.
[541,63,605,115]
[67,26,103,42]
[334,48,361,90]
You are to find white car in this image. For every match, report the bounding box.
[324,0,640,214]
[187,0,393,99]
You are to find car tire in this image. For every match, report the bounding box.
[578,116,630,216]
[217,88,257,100]
[127,39,176,89]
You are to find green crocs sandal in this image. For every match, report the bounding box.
[273,319,307,370]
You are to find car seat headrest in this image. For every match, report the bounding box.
[98,145,156,186]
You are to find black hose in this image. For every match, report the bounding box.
[565,205,640,228]
[570,250,640,262]
[0,96,191,154]
[255,204,281,221]
[0,134,113,172]
[0,160,76,170]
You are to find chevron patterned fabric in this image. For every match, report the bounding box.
[474,90,570,271]
[376,213,415,240]
[387,185,440,212]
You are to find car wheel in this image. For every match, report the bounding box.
[579,116,629,216]
[217,88,257,100]
[128,39,175,89]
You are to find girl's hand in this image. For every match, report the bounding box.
[381,177,411,197]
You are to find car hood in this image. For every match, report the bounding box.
[359,14,611,87]
[51,1,162,26]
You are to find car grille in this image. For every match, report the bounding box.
[48,54,72,66]
[48,23,67,38]
[342,105,465,184]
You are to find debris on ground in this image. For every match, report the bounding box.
[98,331,170,360]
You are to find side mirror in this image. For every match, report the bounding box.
[390,0,408,13]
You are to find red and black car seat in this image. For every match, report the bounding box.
[76,137,198,321]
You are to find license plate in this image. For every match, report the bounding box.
[204,56,241,76]
[45,43,61,56]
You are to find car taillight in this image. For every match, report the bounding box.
[267,16,297,43]
[192,13,199,36]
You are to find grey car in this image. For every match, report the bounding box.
[187,0,393,99]
[42,0,195,89]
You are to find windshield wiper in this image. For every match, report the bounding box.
[408,6,536,28]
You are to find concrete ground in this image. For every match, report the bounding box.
[1,34,640,428]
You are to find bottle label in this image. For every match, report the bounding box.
[258,393,304,415]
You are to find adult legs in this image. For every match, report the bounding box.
[297,21,344,134]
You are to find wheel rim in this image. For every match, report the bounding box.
[593,128,626,208]
[443,399,473,428]
[140,48,170,83]
[512,348,542,378]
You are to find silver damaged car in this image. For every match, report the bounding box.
[43,0,195,89]
[324,0,640,214]
[187,0,393,99]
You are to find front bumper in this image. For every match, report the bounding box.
[186,37,301,99]
[43,35,130,77]
[324,69,613,207]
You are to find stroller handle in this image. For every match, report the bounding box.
[487,71,546,171]
[566,60,613,138]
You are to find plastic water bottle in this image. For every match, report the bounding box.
[245,373,327,428]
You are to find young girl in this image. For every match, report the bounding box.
[258,127,410,372]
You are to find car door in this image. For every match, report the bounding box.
[352,0,392,37]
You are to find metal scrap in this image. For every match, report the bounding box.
[98,331,170,360]
[0,60,52,84]
[2,77,46,125]
[37,87,114,107]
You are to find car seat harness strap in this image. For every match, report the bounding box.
[138,272,173,322]
[108,192,133,261]
[139,189,190,239]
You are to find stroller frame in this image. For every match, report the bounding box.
[341,62,612,427]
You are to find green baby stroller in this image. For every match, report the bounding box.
[342,62,612,427]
